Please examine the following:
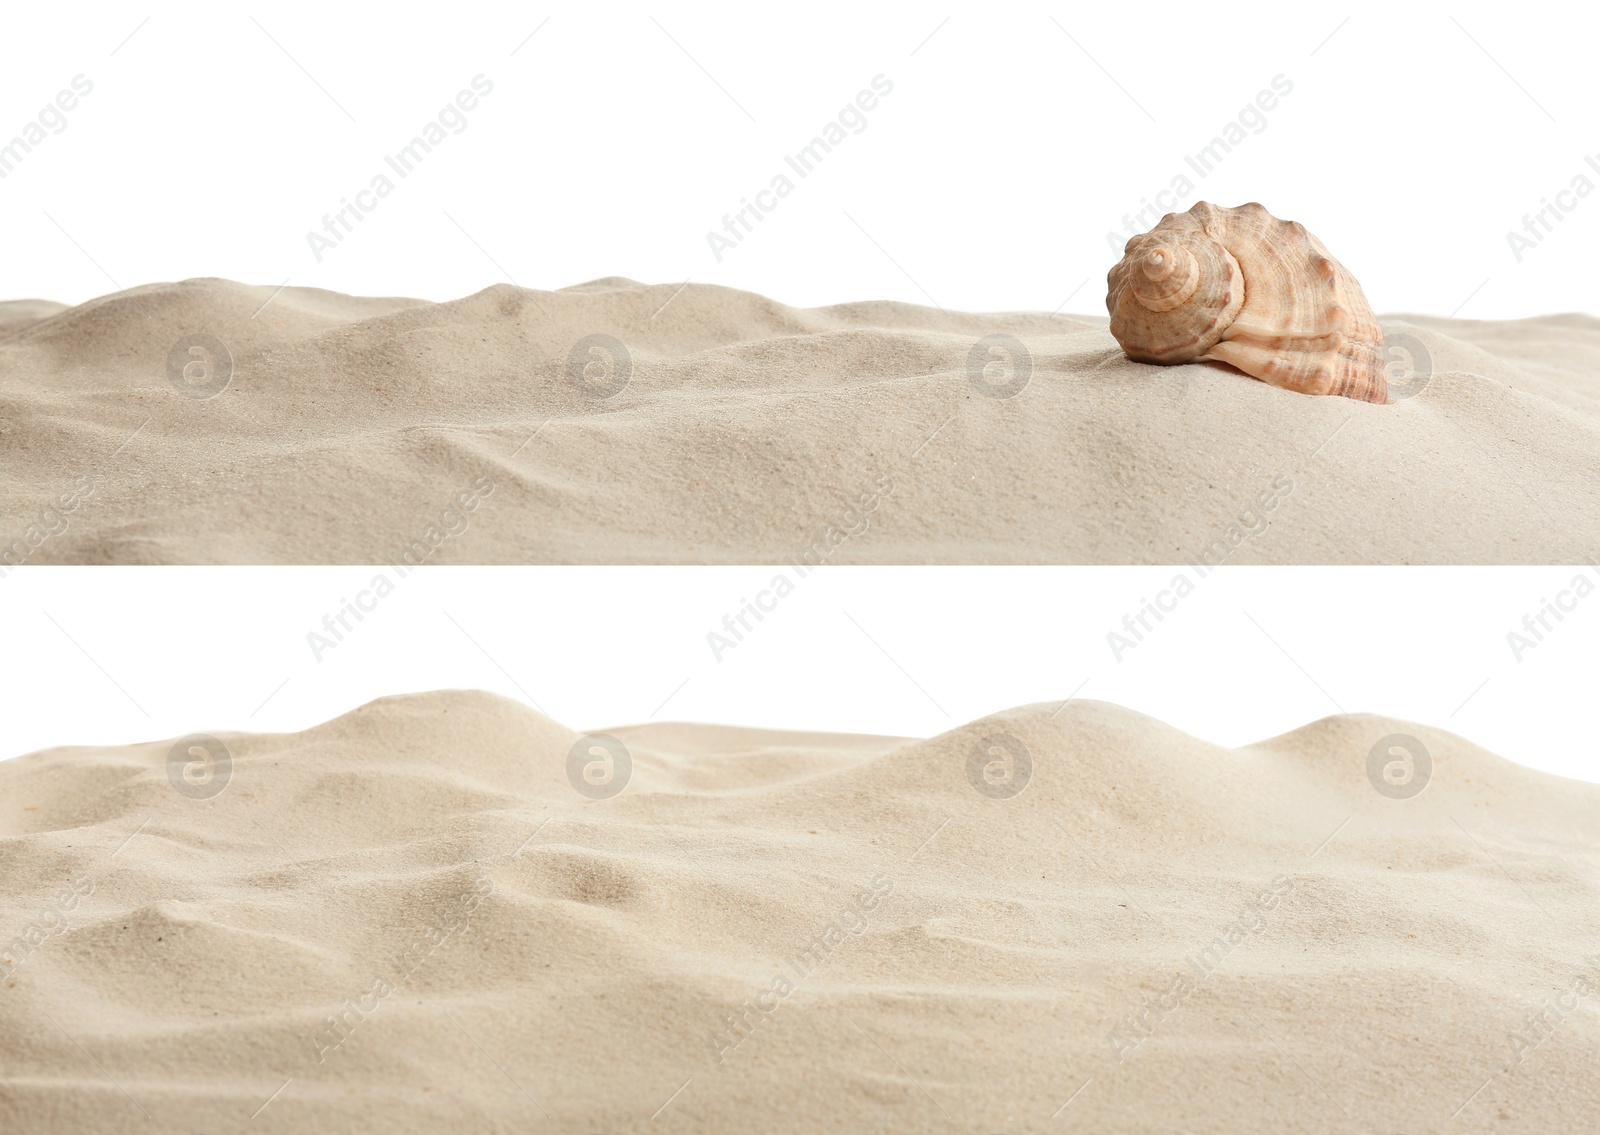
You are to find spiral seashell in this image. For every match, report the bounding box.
[1107,202,1388,404]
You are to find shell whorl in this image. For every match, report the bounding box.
[1107,222,1244,364]
[1105,202,1389,404]
[1131,246,1199,312]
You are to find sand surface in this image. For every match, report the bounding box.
[0,278,1596,564]
[2,689,1596,1132]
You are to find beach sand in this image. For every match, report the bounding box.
[0,278,1596,564]
[2,689,1595,1132]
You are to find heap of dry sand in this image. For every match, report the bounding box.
[1,278,1597,563]
[2,689,1596,1132]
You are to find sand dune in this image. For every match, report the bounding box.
[2,690,1595,1132]
[0,278,1595,563]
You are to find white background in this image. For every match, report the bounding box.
[2,567,1596,783]
[3,6,1596,782]
[1,0,1596,317]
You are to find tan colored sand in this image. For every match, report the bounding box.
[0,278,1595,564]
[2,689,1596,1132]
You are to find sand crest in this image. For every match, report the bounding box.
[0,278,1595,564]
[2,690,1595,1132]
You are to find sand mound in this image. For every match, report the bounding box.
[0,278,1595,563]
[3,690,1596,1132]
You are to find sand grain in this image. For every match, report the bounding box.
[2,691,1596,1132]
[1,278,1595,563]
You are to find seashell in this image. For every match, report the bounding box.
[1106,201,1388,404]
